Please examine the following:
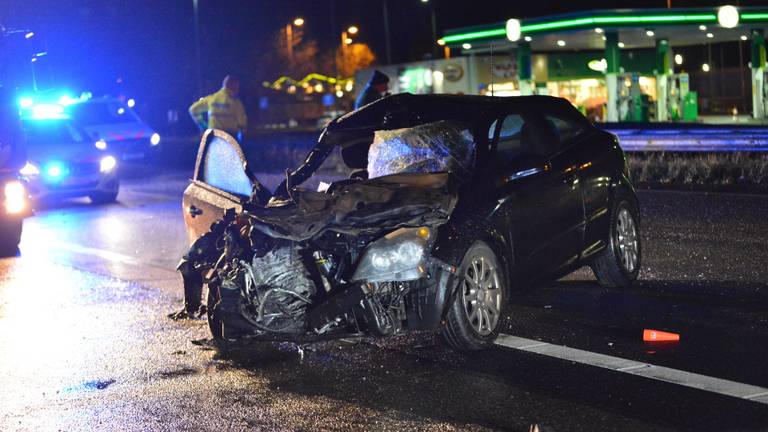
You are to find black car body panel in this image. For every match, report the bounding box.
[178,94,638,346]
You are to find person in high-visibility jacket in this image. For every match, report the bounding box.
[188,75,247,140]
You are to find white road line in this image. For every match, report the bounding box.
[48,241,177,274]
[495,334,768,406]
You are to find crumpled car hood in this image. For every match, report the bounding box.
[247,172,457,241]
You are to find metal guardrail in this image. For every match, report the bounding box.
[599,124,768,152]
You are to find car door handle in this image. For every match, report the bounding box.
[188,205,203,218]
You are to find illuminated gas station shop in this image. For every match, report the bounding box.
[399,6,768,123]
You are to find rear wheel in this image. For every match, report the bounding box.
[0,219,22,257]
[442,241,506,351]
[591,199,641,287]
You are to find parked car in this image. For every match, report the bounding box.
[20,118,120,204]
[177,94,641,351]
[0,86,30,255]
[65,98,160,161]
[0,173,30,255]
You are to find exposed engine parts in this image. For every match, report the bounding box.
[178,152,460,343]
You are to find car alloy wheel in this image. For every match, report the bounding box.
[460,253,502,336]
[615,207,639,273]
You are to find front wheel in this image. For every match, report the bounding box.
[206,280,224,340]
[0,219,22,257]
[442,241,506,351]
[591,199,641,287]
[89,179,120,205]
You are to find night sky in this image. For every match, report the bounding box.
[1,0,764,118]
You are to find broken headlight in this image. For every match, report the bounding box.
[352,227,433,283]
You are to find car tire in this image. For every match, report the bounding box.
[206,281,224,340]
[442,240,506,351]
[0,219,22,257]
[89,181,120,205]
[591,198,641,287]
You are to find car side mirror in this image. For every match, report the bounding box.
[501,154,550,183]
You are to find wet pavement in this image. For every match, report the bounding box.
[1,170,767,431]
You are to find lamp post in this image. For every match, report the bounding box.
[192,0,202,97]
[382,0,438,64]
[420,0,438,59]
[382,0,392,64]
[286,17,304,64]
[340,26,358,75]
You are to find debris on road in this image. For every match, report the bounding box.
[643,329,681,342]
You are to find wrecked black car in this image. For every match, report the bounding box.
[177,94,641,351]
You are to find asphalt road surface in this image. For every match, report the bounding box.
[1,169,767,431]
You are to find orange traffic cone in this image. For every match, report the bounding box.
[643,329,680,342]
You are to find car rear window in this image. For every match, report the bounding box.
[492,114,537,162]
[545,114,586,145]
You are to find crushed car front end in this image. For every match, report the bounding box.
[178,94,503,344]
[185,172,460,342]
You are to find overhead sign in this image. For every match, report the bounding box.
[588,59,608,72]
[443,64,464,82]
[506,19,521,42]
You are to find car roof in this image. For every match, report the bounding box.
[322,93,582,148]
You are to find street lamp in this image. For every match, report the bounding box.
[192,0,202,97]
[286,18,305,63]
[420,0,438,58]
[342,26,359,46]
[381,0,439,63]
[341,26,360,76]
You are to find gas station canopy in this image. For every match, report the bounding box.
[441,6,768,51]
[440,6,768,122]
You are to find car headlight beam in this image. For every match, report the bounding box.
[4,181,27,214]
[150,132,161,146]
[352,227,433,283]
[100,156,117,173]
[19,162,40,176]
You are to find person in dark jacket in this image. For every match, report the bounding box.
[354,70,390,110]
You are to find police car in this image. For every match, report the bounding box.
[0,88,30,255]
[19,117,120,204]
[65,98,160,161]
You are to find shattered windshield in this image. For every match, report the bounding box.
[367,120,475,180]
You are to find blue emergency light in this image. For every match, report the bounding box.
[29,104,68,120]
[43,162,68,182]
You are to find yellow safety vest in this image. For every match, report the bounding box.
[189,88,247,134]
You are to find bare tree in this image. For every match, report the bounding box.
[336,43,376,78]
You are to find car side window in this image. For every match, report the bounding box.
[545,114,586,147]
[495,114,531,161]
[201,135,253,197]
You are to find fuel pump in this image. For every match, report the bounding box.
[667,73,696,121]
[616,73,649,122]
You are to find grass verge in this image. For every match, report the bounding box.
[627,152,768,193]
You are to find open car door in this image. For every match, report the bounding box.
[182,129,254,245]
